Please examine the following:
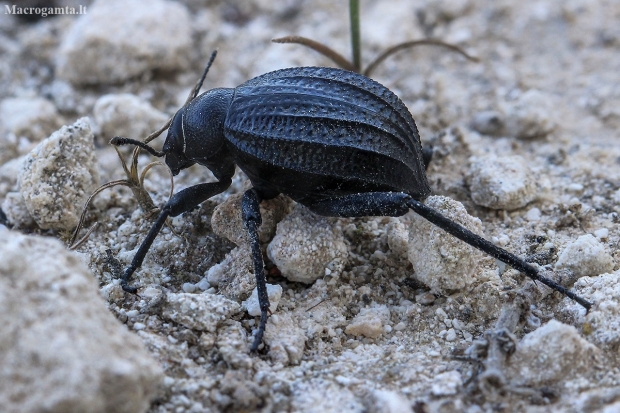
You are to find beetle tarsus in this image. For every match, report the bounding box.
[251,311,269,353]
[120,265,139,294]
[121,282,139,295]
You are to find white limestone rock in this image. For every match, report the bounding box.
[19,117,98,230]
[162,292,242,332]
[467,155,537,210]
[408,196,485,293]
[506,320,600,385]
[555,234,615,278]
[93,93,169,140]
[267,205,348,284]
[0,230,162,413]
[56,0,192,85]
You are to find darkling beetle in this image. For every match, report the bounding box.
[112,52,591,351]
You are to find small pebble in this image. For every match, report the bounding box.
[507,320,600,385]
[452,319,466,331]
[162,292,241,332]
[570,271,620,351]
[503,89,557,139]
[445,329,457,342]
[125,310,139,318]
[1,192,36,228]
[267,205,348,284]
[467,155,537,210]
[196,278,211,291]
[471,110,504,135]
[133,323,146,331]
[93,93,168,140]
[369,390,413,413]
[393,322,407,331]
[525,207,542,222]
[435,307,448,318]
[567,183,585,193]
[345,305,390,339]
[243,283,283,316]
[264,313,306,365]
[594,228,609,240]
[56,0,192,85]
[555,234,614,277]
[0,96,60,149]
[141,287,161,299]
[431,371,462,396]
[386,219,409,258]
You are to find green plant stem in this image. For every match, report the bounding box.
[349,0,361,72]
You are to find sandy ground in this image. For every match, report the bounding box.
[1,0,620,412]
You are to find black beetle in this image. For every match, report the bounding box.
[112,54,591,351]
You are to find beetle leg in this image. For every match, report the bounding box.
[405,198,592,310]
[121,179,232,293]
[309,192,411,217]
[241,187,271,352]
[308,192,591,311]
[422,145,433,170]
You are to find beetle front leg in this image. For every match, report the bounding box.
[121,179,232,293]
[241,187,270,352]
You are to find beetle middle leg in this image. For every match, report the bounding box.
[308,192,591,310]
[120,178,232,293]
[241,187,272,351]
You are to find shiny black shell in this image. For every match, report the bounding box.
[223,67,431,205]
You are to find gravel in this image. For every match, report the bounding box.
[1,0,619,412]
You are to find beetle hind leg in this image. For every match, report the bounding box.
[308,191,412,217]
[422,145,433,170]
[242,188,271,352]
[405,198,591,310]
[308,192,591,311]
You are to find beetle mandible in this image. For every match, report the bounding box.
[112,53,591,351]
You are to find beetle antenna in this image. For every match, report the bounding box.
[192,50,218,100]
[406,198,592,311]
[110,136,166,157]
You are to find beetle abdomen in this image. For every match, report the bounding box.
[224,67,431,199]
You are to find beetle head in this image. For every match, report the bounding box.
[169,88,236,181]
[162,108,195,176]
